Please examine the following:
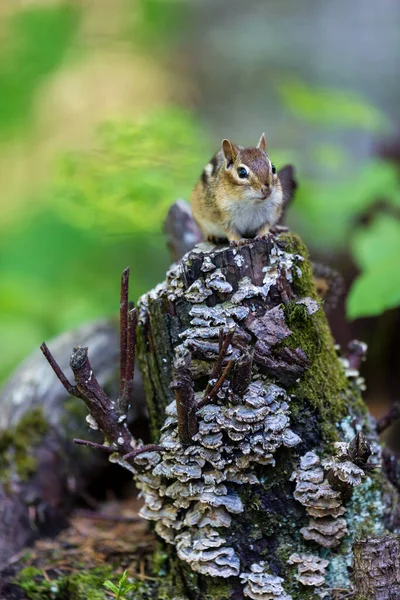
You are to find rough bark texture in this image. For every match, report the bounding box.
[136,232,400,599]
[353,535,400,599]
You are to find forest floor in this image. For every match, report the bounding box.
[0,493,156,600]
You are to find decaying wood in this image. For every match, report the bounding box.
[353,535,400,600]
[0,321,119,568]
[40,270,160,471]
[0,318,147,568]
[135,231,400,598]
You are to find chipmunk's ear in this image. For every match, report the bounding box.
[222,139,238,165]
[257,133,267,152]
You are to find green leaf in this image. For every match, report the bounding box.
[289,159,400,250]
[349,160,400,214]
[351,215,400,271]
[51,107,211,236]
[347,216,400,318]
[277,78,389,133]
[347,258,400,318]
[103,580,119,594]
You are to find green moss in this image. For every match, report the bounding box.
[0,407,49,483]
[283,300,348,443]
[15,565,158,600]
[14,567,55,600]
[277,234,365,445]
[201,579,232,600]
[58,568,113,600]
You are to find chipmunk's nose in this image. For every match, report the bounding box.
[261,184,271,198]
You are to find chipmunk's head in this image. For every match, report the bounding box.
[221,133,279,202]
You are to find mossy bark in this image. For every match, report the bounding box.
[137,233,399,600]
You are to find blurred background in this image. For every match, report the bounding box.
[0,0,399,420]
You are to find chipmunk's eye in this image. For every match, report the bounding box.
[237,166,248,179]
[271,164,276,175]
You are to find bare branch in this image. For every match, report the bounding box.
[73,439,115,453]
[120,307,137,413]
[123,444,165,461]
[376,403,400,434]
[197,360,233,410]
[203,328,234,399]
[69,346,134,455]
[40,342,77,397]
[119,267,130,398]
[171,348,198,445]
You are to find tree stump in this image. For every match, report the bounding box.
[2,223,400,599]
[136,232,399,599]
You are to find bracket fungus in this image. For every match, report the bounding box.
[287,553,329,587]
[136,378,301,577]
[240,562,293,600]
[292,440,369,548]
[291,451,349,548]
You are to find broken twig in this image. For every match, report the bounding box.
[119,267,130,399]
[171,348,198,444]
[376,403,400,435]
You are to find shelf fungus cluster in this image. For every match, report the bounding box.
[240,562,293,600]
[287,553,329,587]
[133,239,322,588]
[135,375,301,578]
[291,441,369,549]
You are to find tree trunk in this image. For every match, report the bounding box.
[136,232,400,599]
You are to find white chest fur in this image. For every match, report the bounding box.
[226,188,282,237]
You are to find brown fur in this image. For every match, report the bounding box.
[191,135,284,242]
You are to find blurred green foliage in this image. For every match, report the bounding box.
[276,80,400,319]
[0,108,210,383]
[0,3,80,140]
[348,216,400,318]
[53,109,209,234]
[278,79,390,133]
[134,0,187,51]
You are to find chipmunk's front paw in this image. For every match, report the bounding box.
[270,225,289,234]
[253,233,273,243]
[229,238,252,248]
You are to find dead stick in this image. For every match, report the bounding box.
[123,444,165,461]
[376,403,400,434]
[74,438,115,453]
[198,360,233,409]
[70,346,134,454]
[171,348,198,444]
[40,342,78,397]
[120,307,137,413]
[203,329,234,399]
[120,267,130,398]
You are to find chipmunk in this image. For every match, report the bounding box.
[191,133,293,243]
